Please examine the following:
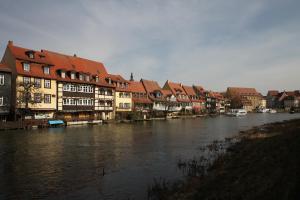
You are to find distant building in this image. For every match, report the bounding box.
[266,90,279,108]
[129,80,152,116]
[182,85,203,114]
[163,81,192,113]
[226,87,262,112]
[141,79,168,115]
[104,74,131,120]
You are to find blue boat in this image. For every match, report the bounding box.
[48,120,65,126]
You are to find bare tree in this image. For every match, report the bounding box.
[16,80,43,118]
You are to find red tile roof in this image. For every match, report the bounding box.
[267,90,279,97]
[141,79,162,93]
[227,87,259,96]
[163,81,191,103]
[129,81,146,93]
[182,85,196,96]
[0,63,12,72]
[132,97,152,104]
[6,42,114,88]
[8,43,53,65]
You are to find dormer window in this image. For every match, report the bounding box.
[25,50,35,59]
[23,63,30,72]
[86,76,90,82]
[71,72,75,80]
[61,71,66,78]
[43,66,50,75]
[79,74,84,81]
[95,76,99,82]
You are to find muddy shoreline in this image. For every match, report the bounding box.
[149,118,300,200]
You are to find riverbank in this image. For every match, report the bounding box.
[149,118,300,200]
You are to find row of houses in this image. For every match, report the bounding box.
[0,41,231,122]
[266,90,300,111]
[0,41,296,122]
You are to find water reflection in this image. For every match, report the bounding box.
[0,113,299,199]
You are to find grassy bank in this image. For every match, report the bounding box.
[149,118,300,200]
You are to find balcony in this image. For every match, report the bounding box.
[98,106,113,111]
[98,94,114,100]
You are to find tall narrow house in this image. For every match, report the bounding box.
[1,41,57,119]
[163,81,192,112]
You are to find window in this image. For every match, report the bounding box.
[34,93,42,103]
[63,84,70,91]
[43,66,50,75]
[44,94,51,104]
[23,77,31,84]
[70,85,76,92]
[71,72,75,79]
[34,78,41,88]
[124,103,131,109]
[86,76,90,82]
[0,97,3,106]
[119,103,123,108]
[44,79,51,88]
[0,74,4,85]
[61,71,66,78]
[63,98,76,105]
[95,76,99,82]
[23,63,30,72]
[79,74,84,81]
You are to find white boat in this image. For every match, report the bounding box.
[226,109,247,116]
[269,109,277,113]
[258,108,270,113]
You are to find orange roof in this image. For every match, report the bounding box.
[132,97,152,104]
[6,42,114,88]
[193,85,205,92]
[129,81,146,93]
[43,50,108,76]
[8,43,53,65]
[267,90,279,97]
[0,63,11,72]
[227,87,259,96]
[161,89,173,97]
[182,85,196,96]
[105,73,129,83]
[141,79,162,93]
[165,81,187,95]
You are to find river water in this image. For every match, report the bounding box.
[0,113,299,200]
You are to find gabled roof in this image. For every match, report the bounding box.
[182,85,196,96]
[193,85,205,93]
[8,43,53,65]
[105,74,129,83]
[267,90,279,97]
[141,79,162,93]
[129,81,146,93]
[165,81,187,95]
[227,87,259,96]
[0,63,11,72]
[43,50,108,76]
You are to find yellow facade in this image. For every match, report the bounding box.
[115,91,132,112]
[16,75,57,111]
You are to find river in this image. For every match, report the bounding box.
[0,113,299,200]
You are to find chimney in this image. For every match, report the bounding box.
[8,40,13,46]
[74,54,77,57]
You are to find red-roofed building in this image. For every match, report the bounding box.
[129,80,152,116]
[1,41,115,122]
[101,74,132,120]
[163,81,192,112]
[226,87,262,111]
[182,85,204,113]
[141,79,169,116]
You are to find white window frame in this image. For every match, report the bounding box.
[71,73,75,80]
[44,94,51,104]
[0,96,3,106]
[44,79,51,88]
[0,74,4,85]
[61,71,66,78]
[23,77,31,84]
[43,66,50,75]
[79,74,84,81]
[34,78,41,88]
[23,63,30,72]
[86,76,90,82]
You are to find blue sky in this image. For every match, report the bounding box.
[0,0,299,94]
